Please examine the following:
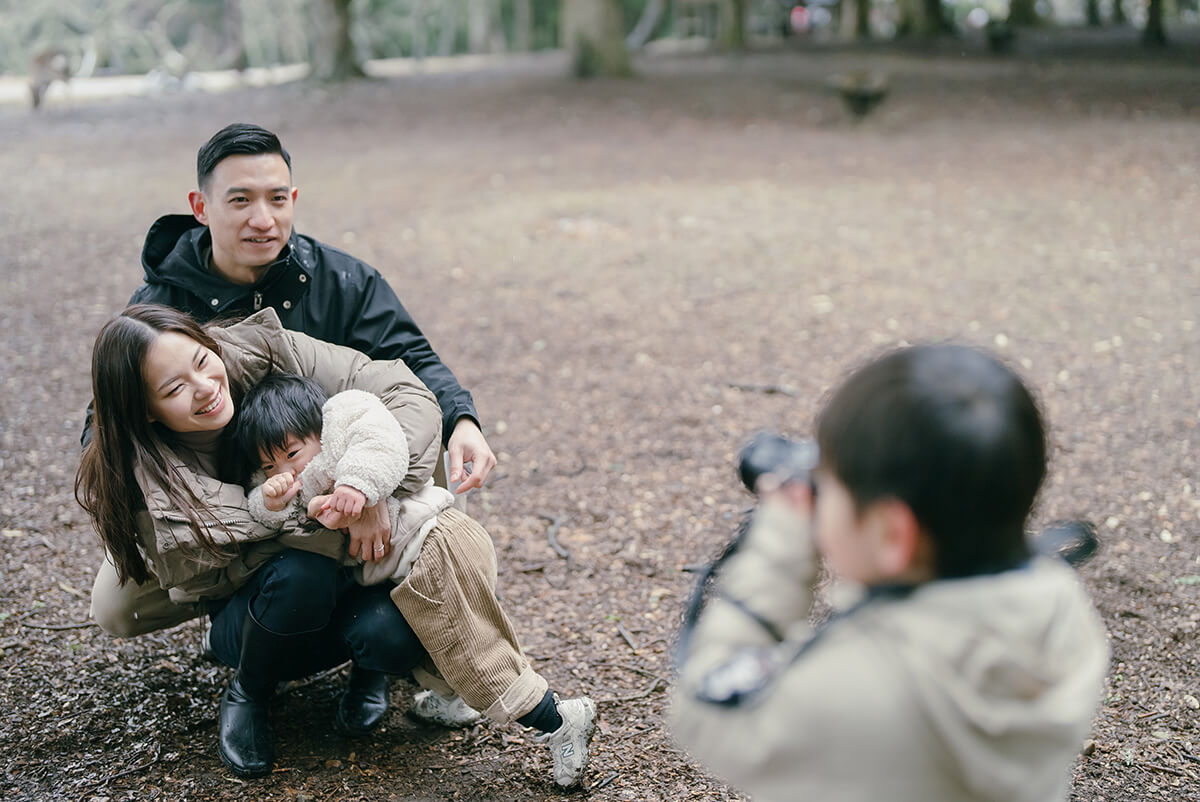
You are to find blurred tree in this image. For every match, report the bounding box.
[561,0,630,76]
[840,0,871,39]
[625,0,664,49]
[719,0,746,49]
[1143,0,1167,45]
[1008,0,1039,25]
[218,0,247,70]
[311,0,365,79]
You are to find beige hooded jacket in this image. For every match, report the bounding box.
[670,501,1110,802]
[132,308,441,603]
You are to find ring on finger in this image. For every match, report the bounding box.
[373,543,386,552]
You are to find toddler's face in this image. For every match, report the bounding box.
[259,434,321,478]
[813,471,885,585]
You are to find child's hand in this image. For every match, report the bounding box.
[327,485,367,518]
[307,494,349,529]
[755,475,814,516]
[262,472,301,512]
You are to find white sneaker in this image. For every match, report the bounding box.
[544,696,597,787]
[409,689,482,728]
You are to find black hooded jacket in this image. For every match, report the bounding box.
[84,214,477,446]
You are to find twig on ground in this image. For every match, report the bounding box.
[21,619,95,631]
[563,462,587,477]
[538,513,571,561]
[1137,761,1186,777]
[619,725,658,742]
[89,742,162,786]
[728,382,800,397]
[278,661,350,695]
[617,623,640,653]
[598,677,664,704]
[594,661,660,680]
[0,638,27,651]
[424,746,522,771]
[587,772,619,791]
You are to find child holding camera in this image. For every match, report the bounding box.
[670,344,1108,802]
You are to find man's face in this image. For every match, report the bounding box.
[188,153,297,286]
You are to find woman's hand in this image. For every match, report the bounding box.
[346,500,390,562]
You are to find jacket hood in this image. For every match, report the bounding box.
[883,557,1108,801]
[139,214,297,309]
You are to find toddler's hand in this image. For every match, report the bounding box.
[328,485,367,518]
[307,494,350,530]
[263,472,301,512]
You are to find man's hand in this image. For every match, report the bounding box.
[447,418,497,494]
[346,500,390,562]
[262,471,301,512]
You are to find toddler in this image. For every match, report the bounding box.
[234,373,597,787]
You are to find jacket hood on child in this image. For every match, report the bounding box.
[874,558,1110,801]
[671,551,1109,802]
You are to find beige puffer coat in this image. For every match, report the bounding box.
[132,308,441,603]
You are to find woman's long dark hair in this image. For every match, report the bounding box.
[75,304,238,585]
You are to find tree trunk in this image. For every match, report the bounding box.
[625,0,665,49]
[1007,0,1039,25]
[720,0,747,49]
[561,0,631,77]
[1111,0,1127,24]
[438,0,460,56]
[1143,0,1167,45]
[840,0,872,38]
[856,0,871,38]
[514,0,533,51]
[219,0,248,70]
[1086,0,1102,25]
[922,0,953,32]
[896,0,932,35]
[311,0,364,81]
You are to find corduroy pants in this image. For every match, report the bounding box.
[389,508,549,726]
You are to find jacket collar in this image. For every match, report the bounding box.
[141,214,311,312]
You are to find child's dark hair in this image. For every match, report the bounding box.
[815,344,1045,579]
[233,373,328,467]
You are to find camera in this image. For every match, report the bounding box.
[737,432,819,493]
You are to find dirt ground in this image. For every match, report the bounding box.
[1,32,1198,802]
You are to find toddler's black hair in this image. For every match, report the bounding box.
[816,344,1045,578]
[232,373,327,467]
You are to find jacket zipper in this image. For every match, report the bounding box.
[160,511,243,527]
[252,291,263,311]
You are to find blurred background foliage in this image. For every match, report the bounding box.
[1,0,1195,79]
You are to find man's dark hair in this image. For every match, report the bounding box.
[815,344,1045,579]
[197,123,292,191]
[233,373,327,467]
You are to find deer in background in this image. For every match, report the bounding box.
[29,48,71,110]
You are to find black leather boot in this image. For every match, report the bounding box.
[336,666,391,735]
[218,613,291,778]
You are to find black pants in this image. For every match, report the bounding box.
[207,549,426,681]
